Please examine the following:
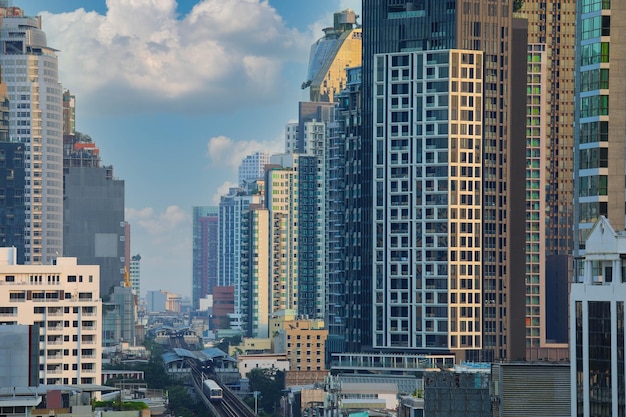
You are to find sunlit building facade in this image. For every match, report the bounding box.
[306,9,361,103]
[353,1,528,361]
[0,6,64,264]
[0,248,101,385]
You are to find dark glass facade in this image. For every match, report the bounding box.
[588,301,611,416]
[575,300,583,417]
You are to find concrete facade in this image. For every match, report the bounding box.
[0,248,101,385]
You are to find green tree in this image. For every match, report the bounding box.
[513,0,524,11]
[247,368,285,415]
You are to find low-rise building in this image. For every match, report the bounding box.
[237,353,290,379]
[274,318,327,372]
[491,362,570,417]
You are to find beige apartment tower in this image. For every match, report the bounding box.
[519,0,576,359]
[0,248,102,385]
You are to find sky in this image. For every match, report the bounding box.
[20,0,361,298]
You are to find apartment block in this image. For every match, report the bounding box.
[0,247,101,385]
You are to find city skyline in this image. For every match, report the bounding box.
[20,0,361,297]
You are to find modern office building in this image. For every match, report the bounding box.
[238,151,270,187]
[0,5,64,265]
[305,9,361,102]
[573,1,619,249]
[518,0,576,359]
[352,1,527,361]
[267,153,325,319]
[570,216,626,417]
[0,247,101,385]
[192,206,218,309]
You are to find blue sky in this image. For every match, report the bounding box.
[20,0,361,297]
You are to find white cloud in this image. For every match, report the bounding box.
[41,0,311,114]
[206,134,283,173]
[211,180,238,205]
[126,205,189,240]
[125,205,192,296]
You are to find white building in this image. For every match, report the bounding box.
[0,247,101,385]
[130,254,141,295]
[571,216,626,417]
[0,6,64,264]
[372,49,484,351]
[238,151,270,187]
[237,353,290,379]
[284,120,326,157]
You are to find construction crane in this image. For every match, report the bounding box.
[123,266,131,288]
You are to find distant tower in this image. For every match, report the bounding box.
[130,254,141,295]
[0,5,64,264]
[238,152,269,187]
[63,90,76,137]
[305,9,362,102]
[192,206,218,309]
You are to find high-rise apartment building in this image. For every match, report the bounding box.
[240,203,270,337]
[326,66,361,358]
[305,9,361,102]
[351,1,527,361]
[218,187,263,319]
[192,206,218,309]
[518,0,576,358]
[267,153,325,319]
[0,5,64,264]
[238,151,269,187]
[0,247,102,385]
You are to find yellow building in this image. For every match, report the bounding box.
[273,316,327,372]
[305,9,361,102]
